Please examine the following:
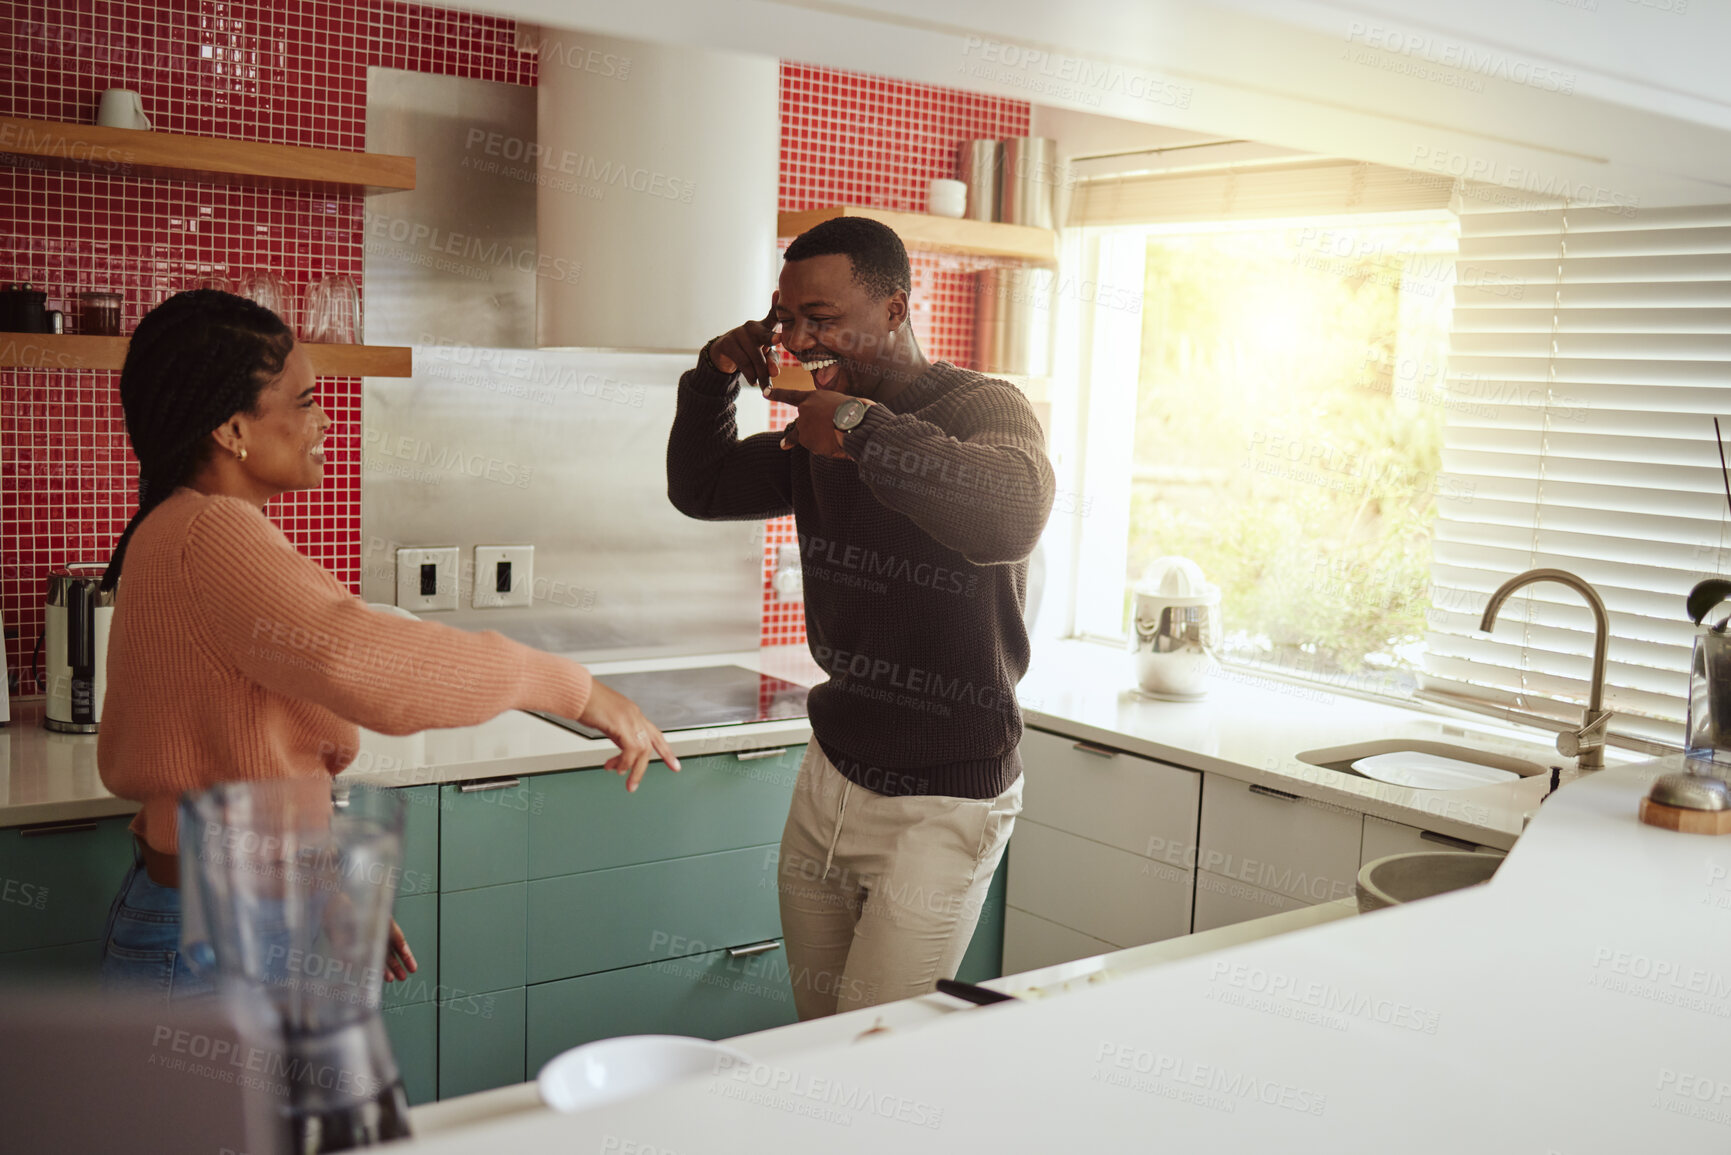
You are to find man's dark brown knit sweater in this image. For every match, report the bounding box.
[667,357,1056,799]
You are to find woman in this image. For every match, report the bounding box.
[96,290,677,998]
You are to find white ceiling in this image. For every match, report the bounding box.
[467,0,1731,209]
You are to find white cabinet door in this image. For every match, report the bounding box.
[1191,869,1309,933]
[1360,815,1505,866]
[1005,819,1193,949]
[1002,906,1118,974]
[1018,728,1201,859]
[1198,774,1362,906]
[1005,731,1201,970]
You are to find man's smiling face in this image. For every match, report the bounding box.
[775,253,905,397]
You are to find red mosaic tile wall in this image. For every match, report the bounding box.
[762,63,1029,647]
[0,20,1026,685]
[0,0,534,691]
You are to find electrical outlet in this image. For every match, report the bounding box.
[396,547,459,612]
[473,545,534,609]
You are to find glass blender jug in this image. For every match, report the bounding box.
[180,778,412,1152]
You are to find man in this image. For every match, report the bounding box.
[667,217,1054,1019]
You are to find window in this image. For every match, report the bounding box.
[1063,155,1456,694]
[1060,154,1731,748]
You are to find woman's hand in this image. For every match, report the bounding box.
[319,892,416,983]
[577,682,682,792]
[385,919,416,983]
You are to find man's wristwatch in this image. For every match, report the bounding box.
[832,397,869,432]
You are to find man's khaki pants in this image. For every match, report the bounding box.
[775,743,1022,1019]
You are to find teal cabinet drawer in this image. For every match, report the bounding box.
[398,785,439,896]
[382,1000,437,1107]
[0,939,102,981]
[0,815,135,953]
[527,844,781,984]
[439,779,531,891]
[528,745,803,879]
[384,892,438,1010]
[954,856,1008,985]
[438,985,525,1099]
[526,947,798,1073]
[441,882,525,995]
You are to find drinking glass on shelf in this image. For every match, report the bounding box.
[182,272,233,294]
[301,274,360,344]
[235,269,292,331]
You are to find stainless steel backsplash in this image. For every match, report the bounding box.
[362,68,767,659]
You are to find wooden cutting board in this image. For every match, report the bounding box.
[1638,797,1731,834]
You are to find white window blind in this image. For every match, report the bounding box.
[1068,157,1452,226]
[1422,195,1731,745]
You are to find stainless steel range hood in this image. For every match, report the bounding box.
[532,29,780,351]
[362,61,772,660]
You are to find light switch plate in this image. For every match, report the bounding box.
[473,545,534,609]
[396,547,460,612]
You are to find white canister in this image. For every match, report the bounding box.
[1129,557,1221,700]
[928,178,967,218]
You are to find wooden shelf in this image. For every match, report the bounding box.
[0,118,414,195]
[778,206,1056,264]
[0,334,412,377]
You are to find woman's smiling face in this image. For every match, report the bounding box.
[225,344,331,495]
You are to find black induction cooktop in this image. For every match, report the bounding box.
[527,664,810,740]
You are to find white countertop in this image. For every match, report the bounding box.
[1,638,1640,849]
[1018,640,1648,850]
[398,756,1731,1152]
[0,649,821,828]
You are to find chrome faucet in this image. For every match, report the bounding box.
[1478,568,1613,771]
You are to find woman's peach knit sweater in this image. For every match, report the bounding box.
[98,488,593,853]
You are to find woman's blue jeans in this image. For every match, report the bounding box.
[98,843,214,1001]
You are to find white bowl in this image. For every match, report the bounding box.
[536,1035,751,1114]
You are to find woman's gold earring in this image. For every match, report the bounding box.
[236,446,248,462]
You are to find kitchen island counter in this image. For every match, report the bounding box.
[398,755,1731,1152]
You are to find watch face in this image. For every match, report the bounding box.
[834,398,866,430]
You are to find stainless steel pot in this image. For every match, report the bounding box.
[997,137,1059,229]
[974,266,1054,377]
[958,139,1001,222]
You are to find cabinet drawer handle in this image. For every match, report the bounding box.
[734,749,789,762]
[1071,741,1117,759]
[1419,830,1477,852]
[457,777,522,794]
[727,939,782,959]
[1248,784,1300,802]
[19,819,99,837]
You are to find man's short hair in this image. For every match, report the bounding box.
[783,217,911,300]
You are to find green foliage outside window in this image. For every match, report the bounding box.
[1125,218,1459,687]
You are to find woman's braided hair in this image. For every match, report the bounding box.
[102,289,295,592]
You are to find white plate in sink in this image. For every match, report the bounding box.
[1349,751,1522,791]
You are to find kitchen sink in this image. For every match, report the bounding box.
[1356,851,1504,913]
[1298,739,1551,790]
